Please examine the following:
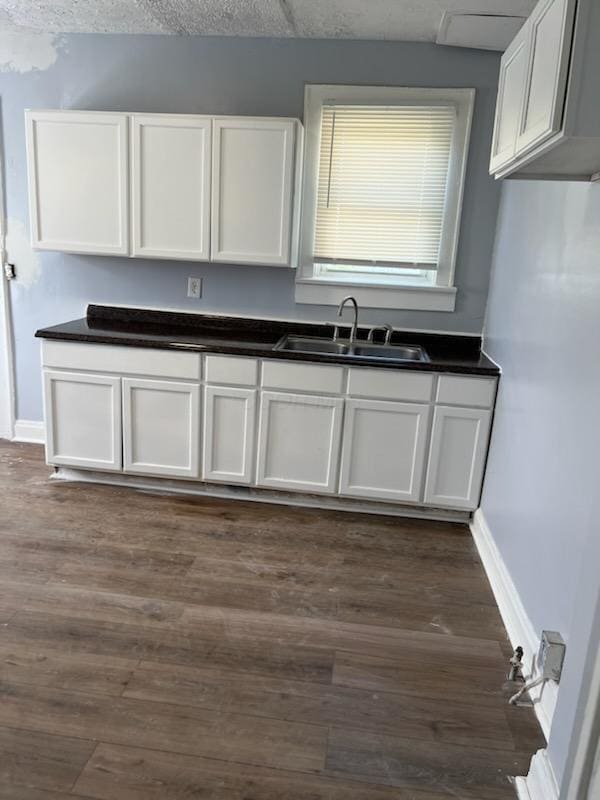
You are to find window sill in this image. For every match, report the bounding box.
[295,279,457,312]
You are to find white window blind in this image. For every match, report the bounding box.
[314,104,456,271]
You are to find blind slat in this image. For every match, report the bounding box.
[314,104,455,269]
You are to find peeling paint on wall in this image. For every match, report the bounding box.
[6,219,40,288]
[0,32,63,73]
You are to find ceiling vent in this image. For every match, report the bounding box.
[436,12,527,52]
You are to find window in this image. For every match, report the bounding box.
[296,86,475,311]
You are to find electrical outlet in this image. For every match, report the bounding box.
[187,277,202,299]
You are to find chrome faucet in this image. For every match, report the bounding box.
[337,296,359,343]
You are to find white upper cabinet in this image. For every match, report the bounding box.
[26,111,129,255]
[211,117,297,266]
[26,110,302,263]
[131,114,211,261]
[489,25,530,173]
[516,0,574,153]
[490,0,600,180]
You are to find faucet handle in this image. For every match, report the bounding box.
[368,324,393,344]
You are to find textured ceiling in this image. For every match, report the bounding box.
[0,0,536,40]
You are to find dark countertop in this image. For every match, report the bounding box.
[35,305,500,376]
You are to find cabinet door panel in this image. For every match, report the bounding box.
[424,406,492,510]
[340,399,430,503]
[26,111,128,255]
[43,370,122,471]
[203,386,256,485]
[123,378,200,478]
[211,118,296,266]
[131,114,211,260]
[256,392,343,493]
[516,0,575,153]
[489,26,530,173]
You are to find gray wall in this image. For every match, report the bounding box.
[0,33,501,421]
[481,180,600,784]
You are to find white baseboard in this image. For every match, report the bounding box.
[13,419,45,444]
[515,749,559,800]
[470,508,558,741]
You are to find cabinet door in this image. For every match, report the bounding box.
[26,111,128,255]
[211,118,296,266]
[123,378,200,478]
[43,370,122,471]
[131,114,211,260]
[516,0,575,154]
[203,385,256,485]
[256,391,343,493]
[340,399,431,503]
[489,25,530,173]
[424,406,492,510]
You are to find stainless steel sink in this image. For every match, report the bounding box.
[274,336,351,356]
[351,343,428,361]
[273,336,429,362]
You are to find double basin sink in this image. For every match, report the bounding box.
[273,335,429,363]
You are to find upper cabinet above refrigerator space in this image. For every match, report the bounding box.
[25,110,303,266]
[489,0,600,180]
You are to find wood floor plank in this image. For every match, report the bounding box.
[3,610,334,684]
[73,742,465,800]
[0,788,94,800]
[164,571,506,639]
[181,603,507,681]
[123,659,516,750]
[325,727,529,795]
[333,648,508,704]
[0,680,328,772]
[0,644,137,696]
[0,537,195,587]
[0,725,95,793]
[17,581,186,628]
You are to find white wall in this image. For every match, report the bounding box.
[481,179,600,785]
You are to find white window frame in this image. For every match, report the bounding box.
[295,85,475,312]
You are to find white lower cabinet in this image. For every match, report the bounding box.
[424,405,492,510]
[340,399,431,503]
[203,385,257,485]
[44,370,122,471]
[122,378,200,478]
[42,346,497,513]
[256,391,344,493]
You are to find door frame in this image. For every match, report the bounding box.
[0,114,15,440]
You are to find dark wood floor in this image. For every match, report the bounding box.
[0,440,544,800]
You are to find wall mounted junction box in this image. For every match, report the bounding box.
[537,630,566,682]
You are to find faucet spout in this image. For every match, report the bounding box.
[337,296,359,343]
